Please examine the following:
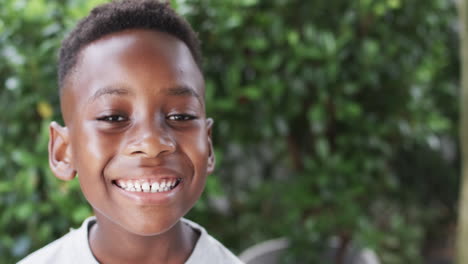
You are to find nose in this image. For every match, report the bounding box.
[125,121,176,158]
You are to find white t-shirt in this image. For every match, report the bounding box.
[18,217,243,264]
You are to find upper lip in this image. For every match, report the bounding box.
[111,167,182,181]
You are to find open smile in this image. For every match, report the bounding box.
[111,177,184,204]
[113,178,182,193]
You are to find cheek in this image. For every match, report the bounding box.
[70,124,121,177]
[70,126,124,210]
[181,131,210,176]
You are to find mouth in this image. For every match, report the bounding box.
[112,178,182,193]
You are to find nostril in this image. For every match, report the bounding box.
[126,133,176,158]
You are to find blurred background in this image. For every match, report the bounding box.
[0,0,461,263]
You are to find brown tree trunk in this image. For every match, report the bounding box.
[457,1,468,263]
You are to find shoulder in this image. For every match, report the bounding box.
[183,218,244,264]
[17,217,97,264]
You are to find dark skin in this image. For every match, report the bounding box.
[48,30,215,264]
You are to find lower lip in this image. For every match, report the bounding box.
[112,181,183,205]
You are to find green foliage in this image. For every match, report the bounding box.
[0,0,106,262]
[0,0,459,263]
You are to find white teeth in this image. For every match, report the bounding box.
[134,181,142,192]
[118,179,180,192]
[142,182,150,192]
[151,182,159,193]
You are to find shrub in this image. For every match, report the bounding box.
[0,0,459,263]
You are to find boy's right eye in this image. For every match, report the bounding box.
[97,115,128,122]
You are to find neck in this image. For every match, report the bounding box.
[89,215,198,264]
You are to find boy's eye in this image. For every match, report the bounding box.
[97,115,127,122]
[167,114,196,121]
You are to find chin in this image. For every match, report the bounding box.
[121,212,183,237]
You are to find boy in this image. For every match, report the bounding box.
[19,0,243,263]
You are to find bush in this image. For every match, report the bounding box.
[0,0,459,263]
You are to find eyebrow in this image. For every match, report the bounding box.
[165,85,201,99]
[88,84,202,104]
[90,86,133,102]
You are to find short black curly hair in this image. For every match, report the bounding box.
[58,0,201,91]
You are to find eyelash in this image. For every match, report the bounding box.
[96,114,196,122]
[167,114,197,121]
[97,115,127,122]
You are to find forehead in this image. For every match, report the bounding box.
[61,29,204,120]
[79,29,197,70]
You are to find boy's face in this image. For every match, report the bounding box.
[52,30,214,236]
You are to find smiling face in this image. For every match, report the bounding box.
[50,29,214,236]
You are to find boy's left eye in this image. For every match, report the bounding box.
[167,114,196,121]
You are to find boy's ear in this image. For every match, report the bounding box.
[49,121,76,181]
[206,118,216,174]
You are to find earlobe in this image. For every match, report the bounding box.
[49,121,76,181]
[206,118,216,174]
